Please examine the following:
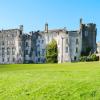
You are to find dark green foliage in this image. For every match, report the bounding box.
[46,39,58,63]
[79,56,87,62]
[79,54,99,62]
[91,54,99,61]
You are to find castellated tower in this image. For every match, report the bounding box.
[80,20,97,55]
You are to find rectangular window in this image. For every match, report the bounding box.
[35,51,37,56]
[76,39,79,45]
[2,41,4,45]
[66,47,68,53]
[7,58,10,62]
[37,51,40,56]
[25,50,28,55]
[2,48,5,56]
[66,39,68,44]
[25,42,28,47]
[38,58,40,62]
[42,40,44,44]
[2,58,4,62]
[12,47,16,55]
[76,47,78,53]
[20,31,22,35]
[7,48,10,55]
[42,49,45,56]
[12,58,15,62]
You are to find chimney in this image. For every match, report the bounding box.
[45,23,48,33]
[19,25,23,31]
[80,18,83,30]
[80,18,82,25]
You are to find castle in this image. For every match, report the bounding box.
[0,19,97,64]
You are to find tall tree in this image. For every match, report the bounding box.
[46,39,58,63]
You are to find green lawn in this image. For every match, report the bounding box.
[0,62,100,100]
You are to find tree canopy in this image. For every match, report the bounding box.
[46,39,58,63]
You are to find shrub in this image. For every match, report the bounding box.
[91,54,99,61]
[79,54,99,62]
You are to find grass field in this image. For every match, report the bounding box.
[0,62,100,100]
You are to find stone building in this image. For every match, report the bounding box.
[32,19,97,63]
[80,19,97,55]
[23,33,32,63]
[0,19,97,64]
[32,24,82,63]
[68,30,82,62]
[0,25,23,64]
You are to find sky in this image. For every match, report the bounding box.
[0,0,100,41]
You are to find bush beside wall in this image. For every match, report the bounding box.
[79,54,99,62]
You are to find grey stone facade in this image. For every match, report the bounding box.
[32,31,46,63]
[68,30,82,61]
[0,25,23,64]
[0,19,97,64]
[23,33,32,63]
[80,19,97,55]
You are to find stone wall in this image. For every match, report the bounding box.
[81,23,97,55]
[0,28,23,64]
